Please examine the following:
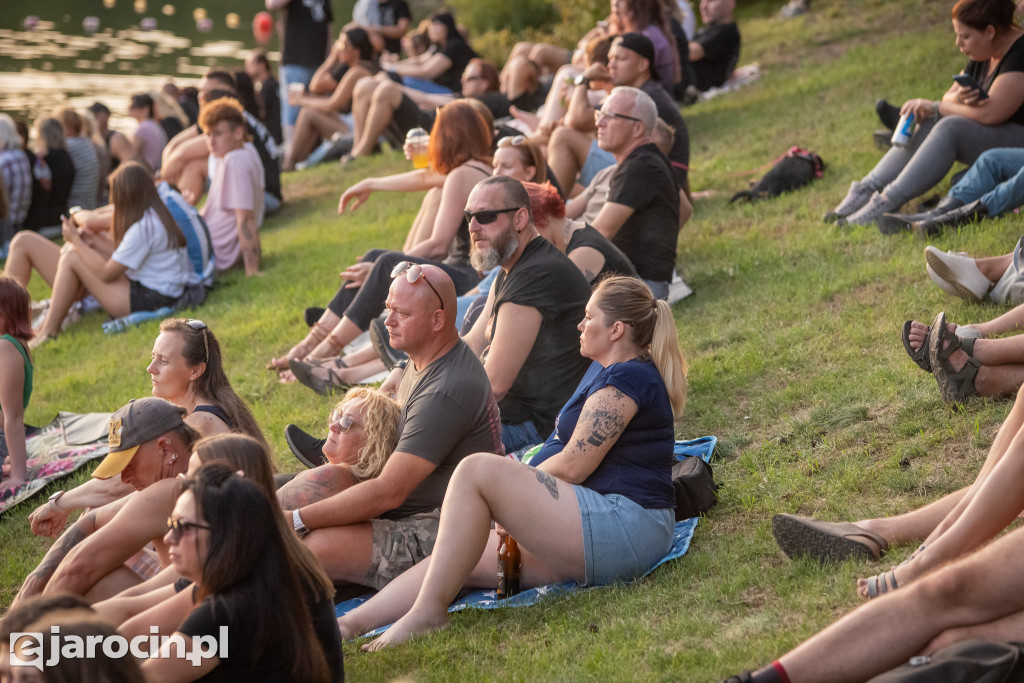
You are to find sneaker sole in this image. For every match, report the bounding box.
[925,250,984,303]
[771,515,879,564]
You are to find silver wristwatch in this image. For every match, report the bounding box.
[292,508,310,538]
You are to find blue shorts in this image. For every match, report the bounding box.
[573,486,674,586]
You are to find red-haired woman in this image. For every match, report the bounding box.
[267,101,492,391]
[0,275,33,491]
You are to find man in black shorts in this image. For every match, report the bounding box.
[591,87,680,299]
[461,175,593,452]
[277,267,504,589]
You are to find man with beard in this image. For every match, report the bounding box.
[461,175,593,452]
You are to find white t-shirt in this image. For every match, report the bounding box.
[111,208,191,298]
[202,143,265,271]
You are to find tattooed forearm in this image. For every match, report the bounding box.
[277,467,348,509]
[580,387,629,451]
[16,519,91,602]
[534,469,559,500]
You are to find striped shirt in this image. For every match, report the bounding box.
[0,149,32,231]
[65,136,100,210]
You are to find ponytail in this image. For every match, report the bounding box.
[651,299,687,416]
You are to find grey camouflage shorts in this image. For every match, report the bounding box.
[363,509,441,590]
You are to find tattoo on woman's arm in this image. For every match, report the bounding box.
[535,469,559,500]
[581,387,629,451]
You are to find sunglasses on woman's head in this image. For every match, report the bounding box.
[463,207,519,225]
[390,261,444,310]
[496,135,527,148]
[186,319,209,364]
[166,517,211,542]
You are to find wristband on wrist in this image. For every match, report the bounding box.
[292,508,311,538]
[932,100,940,116]
[48,490,66,511]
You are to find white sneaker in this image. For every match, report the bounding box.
[824,181,875,222]
[841,192,900,227]
[924,246,992,302]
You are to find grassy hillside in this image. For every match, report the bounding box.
[4,1,1019,679]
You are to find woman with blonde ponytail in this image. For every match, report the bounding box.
[338,275,689,650]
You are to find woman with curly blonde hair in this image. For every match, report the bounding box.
[322,387,401,480]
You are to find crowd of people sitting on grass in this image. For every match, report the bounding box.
[8,0,1024,679]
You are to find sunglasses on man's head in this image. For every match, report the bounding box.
[463,207,520,225]
[390,261,444,310]
[166,517,211,542]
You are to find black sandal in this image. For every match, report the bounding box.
[901,320,932,372]
[928,312,980,404]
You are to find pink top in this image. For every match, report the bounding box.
[133,119,167,170]
[201,144,265,271]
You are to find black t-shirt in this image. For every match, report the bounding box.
[378,0,411,55]
[243,113,282,201]
[282,0,334,67]
[607,143,680,283]
[178,592,344,682]
[510,85,548,113]
[490,237,592,436]
[25,149,74,229]
[436,39,478,93]
[160,117,184,142]
[260,75,283,144]
[965,32,1024,126]
[568,224,639,282]
[640,79,689,189]
[692,22,741,92]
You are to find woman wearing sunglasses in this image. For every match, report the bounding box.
[338,275,687,648]
[142,462,343,682]
[3,162,192,346]
[266,101,491,384]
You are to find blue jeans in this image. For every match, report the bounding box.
[580,140,616,187]
[500,420,542,454]
[949,148,1024,216]
[280,64,318,127]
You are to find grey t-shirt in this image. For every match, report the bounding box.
[382,339,503,519]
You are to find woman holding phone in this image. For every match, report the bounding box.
[825,0,1024,227]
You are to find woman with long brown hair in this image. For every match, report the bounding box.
[267,100,492,392]
[0,275,33,491]
[3,161,191,345]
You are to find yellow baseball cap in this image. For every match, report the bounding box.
[92,398,186,479]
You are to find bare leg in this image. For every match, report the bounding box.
[267,309,343,370]
[855,488,968,546]
[352,80,405,158]
[35,251,130,341]
[3,231,61,287]
[349,78,379,156]
[973,299,1024,337]
[364,455,585,650]
[177,158,208,206]
[547,126,594,197]
[82,566,142,603]
[778,524,1024,683]
[94,583,177,629]
[502,56,535,103]
[308,316,363,359]
[528,44,571,75]
[118,587,193,640]
[975,253,1013,284]
[858,385,1024,594]
[304,523,375,584]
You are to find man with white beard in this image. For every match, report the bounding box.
[461,175,593,453]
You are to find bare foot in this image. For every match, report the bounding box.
[336,616,359,640]
[361,609,450,652]
[908,320,981,354]
[278,370,297,384]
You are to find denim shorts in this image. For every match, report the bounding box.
[573,486,674,586]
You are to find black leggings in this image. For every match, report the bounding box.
[327,249,480,330]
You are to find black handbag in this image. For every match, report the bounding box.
[867,639,1024,683]
[672,456,717,521]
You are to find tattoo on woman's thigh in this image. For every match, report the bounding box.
[535,469,559,500]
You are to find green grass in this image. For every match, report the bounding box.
[4,0,1020,679]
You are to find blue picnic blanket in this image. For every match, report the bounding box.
[336,436,717,636]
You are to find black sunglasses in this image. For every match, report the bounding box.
[186,319,209,364]
[391,261,444,310]
[166,517,211,542]
[464,207,520,225]
[594,109,642,123]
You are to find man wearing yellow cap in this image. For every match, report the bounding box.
[13,397,198,607]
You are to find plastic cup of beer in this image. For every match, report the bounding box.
[287,82,305,103]
[406,128,430,169]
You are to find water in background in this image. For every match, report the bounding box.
[1,0,354,128]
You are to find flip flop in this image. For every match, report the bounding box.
[864,569,898,599]
[772,514,889,563]
[928,312,980,404]
[901,320,931,372]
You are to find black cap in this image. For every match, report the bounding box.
[615,32,659,83]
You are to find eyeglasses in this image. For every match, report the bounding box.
[186,319,209,365]
[496,135,527,148]
[166,517,211,542]
[594,109,642,124]
[464,207,520,225]
[328,411,357,432]
[390,261,444,310]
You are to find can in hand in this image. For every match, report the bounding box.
[891,112,915,147]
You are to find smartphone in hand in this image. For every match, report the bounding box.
[953,74,990,99]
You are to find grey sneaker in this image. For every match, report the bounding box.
[824,180,875,222]
[840,191,899,227]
